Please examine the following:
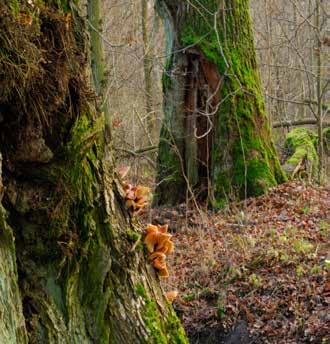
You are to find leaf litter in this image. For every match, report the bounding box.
[144,181,329,343]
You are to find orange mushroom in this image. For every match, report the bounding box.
[157,224,168,233]
[144,223,174,279]
[145,233,172,253]
[124,184,136,200]
[144,225,172,253]
[135,186,150,200]
[165,290,179,303]
[149,252,167,269]
[123,184,151,215]
[157,267,169,278]
[157,239,174,254]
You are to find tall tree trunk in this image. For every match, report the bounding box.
[314,0,324,183]
[141,0,156,143]
[155,0,286,207]
[0,2,187,343]
[88,0,111,144]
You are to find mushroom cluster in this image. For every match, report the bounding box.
[144,224,174,278]
[124,184,151,215]
[117,165,151,216]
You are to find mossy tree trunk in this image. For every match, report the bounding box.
[0,1,187,343]
[155,0,286,207]
[87,0,111,144]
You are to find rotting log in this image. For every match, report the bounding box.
[282,128,318,180]
[273,119,330,129]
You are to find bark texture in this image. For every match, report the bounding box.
[88,0,111,143]
[141,0,156,142]
[155,0,286,207]
[0,2,187,343]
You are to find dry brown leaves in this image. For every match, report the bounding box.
[145,182,329,343]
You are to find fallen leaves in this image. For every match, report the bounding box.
[145,181,329,342]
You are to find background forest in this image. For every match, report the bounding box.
[101,0,330,342]
[0,0,328,343]
[107,0,329,186]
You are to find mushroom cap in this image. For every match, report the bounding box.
[157,239,174,254]
[165,290,178,302]
[158,267,169,278]
[149,251,166,261]
[144,232,171,253]
[146,224,158,234]
[135,186,150,200]
[158,224,168,233]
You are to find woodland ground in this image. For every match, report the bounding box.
[142,181,329,343]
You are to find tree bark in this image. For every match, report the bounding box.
[155,0,286,207]
[314,0,324,183]
[141,0,156,143]
[88,0,111,144]
[0,2,187,343]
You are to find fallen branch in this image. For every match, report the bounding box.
[273,119,330,128]
[115,146,157,168]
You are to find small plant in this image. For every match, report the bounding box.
[293,239,314,255]
[300,206,310,215]
[318,221,329,239]
[310,265,321,275]
[249,273,262,288]
[182,294,195,302]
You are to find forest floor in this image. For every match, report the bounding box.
[143,181,329,343]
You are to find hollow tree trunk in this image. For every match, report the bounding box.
[0,2,187,343]
[155,0,286,207]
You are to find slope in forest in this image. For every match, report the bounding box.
[145,182,329,343]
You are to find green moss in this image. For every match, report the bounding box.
[136,283,147,298]
[213,93,283,200]
[136,284,188,343]
[127,229,141,243]
[162,55,173,90]
[283,128,318,179]
[43,0,78,12]
[165,311,188,344]
[144,298,168,344]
